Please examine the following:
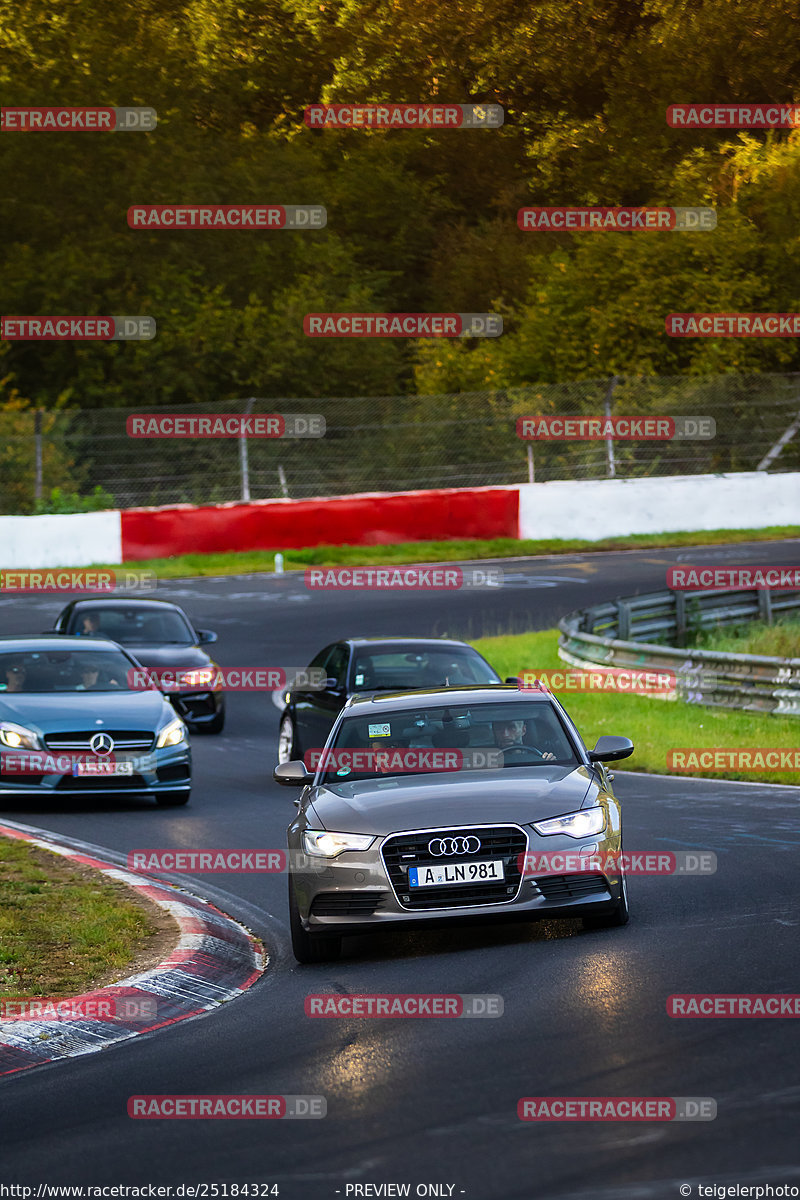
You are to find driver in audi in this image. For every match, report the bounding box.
[492,718,555,760]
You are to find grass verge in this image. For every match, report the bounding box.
[690,617,800,658]
[471,629,800,785]
[0,838,168,998]
[69,524,800,580]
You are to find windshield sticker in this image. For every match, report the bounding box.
[368,723,391,737]
[336,766,352,777]
[355,673,365,685]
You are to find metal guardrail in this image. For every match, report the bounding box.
[557,588,800,717]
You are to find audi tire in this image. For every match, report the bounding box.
[289,878,342,964]
[583,870,629,930]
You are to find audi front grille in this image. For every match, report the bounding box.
[381,826,527,911]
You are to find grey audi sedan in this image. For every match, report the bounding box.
[275,685,633,962]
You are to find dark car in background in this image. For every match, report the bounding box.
[275,685,634,962]
[53,597,225,733]
[277,637,511,765]
[0,636,191,806]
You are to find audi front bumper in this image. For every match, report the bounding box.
[287,819,625,935]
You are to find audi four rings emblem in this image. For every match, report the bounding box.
[428,836,481,856]
[90,732,115,755]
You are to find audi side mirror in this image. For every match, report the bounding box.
[505,676,521,686]
[273,761,313,786]
[324,677,344,692]
[589,736,634,763]
[196,629,217,645]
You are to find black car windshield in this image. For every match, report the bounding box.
[350,647,499,691]
[314,700,579,783]
[0,649,140,693]
[67,607,194,645]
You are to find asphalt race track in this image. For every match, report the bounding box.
[1,541,799,1199]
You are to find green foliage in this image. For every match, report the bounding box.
[33,485,116,514]
[2,0,800,412]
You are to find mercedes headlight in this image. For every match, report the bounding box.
[302,830,375,858]
[0,722,42,751]
[533,807,605,839]
[156,717,187,749]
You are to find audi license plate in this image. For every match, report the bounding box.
[408,859,505,887]
[73,761,133,777]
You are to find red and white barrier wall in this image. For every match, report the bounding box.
[517,471,800,541]
[119,486,520,560]
[0,511,122,570]
[1,473,798,569]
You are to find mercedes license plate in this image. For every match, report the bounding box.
[73,761,133,777]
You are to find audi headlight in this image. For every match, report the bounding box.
[156,717,187,749]
[0,722,42,751]
[534,807,605,839]
[302,830,375,858]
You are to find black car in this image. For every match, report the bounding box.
[53,598,225,733]
[277,637,510,765]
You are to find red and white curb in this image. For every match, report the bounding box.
[0,822,266,1078]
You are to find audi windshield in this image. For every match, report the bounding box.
[314,700,580,783]
[0,649,142,693]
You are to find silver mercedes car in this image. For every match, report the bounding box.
[275,685,634,962]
